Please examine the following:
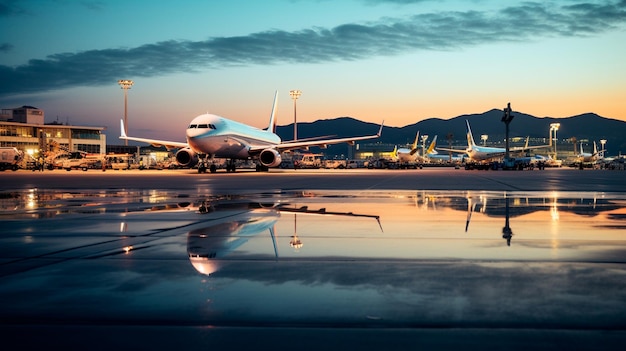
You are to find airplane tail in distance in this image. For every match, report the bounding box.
[426,135,438,154]
[266,91,278,133]
[593,141,598,155]
[409,131,420,155]
[465,120,477,147]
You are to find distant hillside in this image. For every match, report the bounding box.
[276,110,626,156]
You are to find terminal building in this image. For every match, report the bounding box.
[0,106,106,163]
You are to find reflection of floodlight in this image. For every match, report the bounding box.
[289,90,301,141]
[290,235,303,250]
[481,134,488,146]
[118,79,134,146]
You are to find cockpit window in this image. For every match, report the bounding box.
[188,124,216,129]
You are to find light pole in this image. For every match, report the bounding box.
[550,123,560,160]
[421,134,429,155]
[118,79,134,146]
[289,90,301,141]
[501,102,514,161]
[481,134,488,146]
[600,139,607,158]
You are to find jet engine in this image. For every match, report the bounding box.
[175,147,199,167]
[259,148,282,168]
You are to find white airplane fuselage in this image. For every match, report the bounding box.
[466,145,507,162]
[186,114,280,159]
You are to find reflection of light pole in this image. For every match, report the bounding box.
[481,134,488,146]
[550,123,560,159]
[502,196,513,246]
[289,90,301,141]
[118,80,134,146]
[290,213,303,250]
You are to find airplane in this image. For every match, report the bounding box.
[435,120,550,166]
[575,141,604,165]
[393,132,438,166]
[120,92,384,173]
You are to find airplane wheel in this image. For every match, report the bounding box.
[210,164,217,173]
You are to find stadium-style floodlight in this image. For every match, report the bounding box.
[600,139,607,158]
[481,134,488,146]
[289,90,302,141]
[550,123,560,159]
[118,80,134,146]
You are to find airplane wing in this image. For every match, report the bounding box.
[250,121,384,152]
[434,146,467,154]
[119,119,188,150]
[510,136,551,152]
[510,144,550,152]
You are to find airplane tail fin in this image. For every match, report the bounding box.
[409,131,420,155]
[120,119,127,138]
[426,135,438,154]
[466,120,477,148]
[524,136,529,149]
[266,91,278,133]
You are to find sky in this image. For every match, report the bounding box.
[1,0,625,141]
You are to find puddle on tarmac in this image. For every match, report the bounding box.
[1,189,625,329]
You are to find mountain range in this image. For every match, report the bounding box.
[275,110,626,157]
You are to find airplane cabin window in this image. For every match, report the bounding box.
[198,124,209,129]
[188,124,197,128]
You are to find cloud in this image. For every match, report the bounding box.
[0,43,13,53]
[0,0,26,17]
[0,1,624,97]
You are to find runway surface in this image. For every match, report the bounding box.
[2,166,626,192]
[1,167,625,350]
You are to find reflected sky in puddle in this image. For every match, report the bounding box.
[1,189,625,329]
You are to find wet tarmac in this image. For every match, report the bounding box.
[1,168,625,350]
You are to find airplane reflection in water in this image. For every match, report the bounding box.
[181,191,626,276]
[187,202,382,275]
[428,190,626,246]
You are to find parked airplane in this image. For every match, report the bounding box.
[120,92,384,173]
[575,141,604,165]
[393,132,437,165]
[435,120,550,164]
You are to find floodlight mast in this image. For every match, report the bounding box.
[289,90,301,141]
[550,123,560,160]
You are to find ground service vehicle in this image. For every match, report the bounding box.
[62,152,103,171]
[0,147,23,171]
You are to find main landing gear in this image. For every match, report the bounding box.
[197,157,238,173]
